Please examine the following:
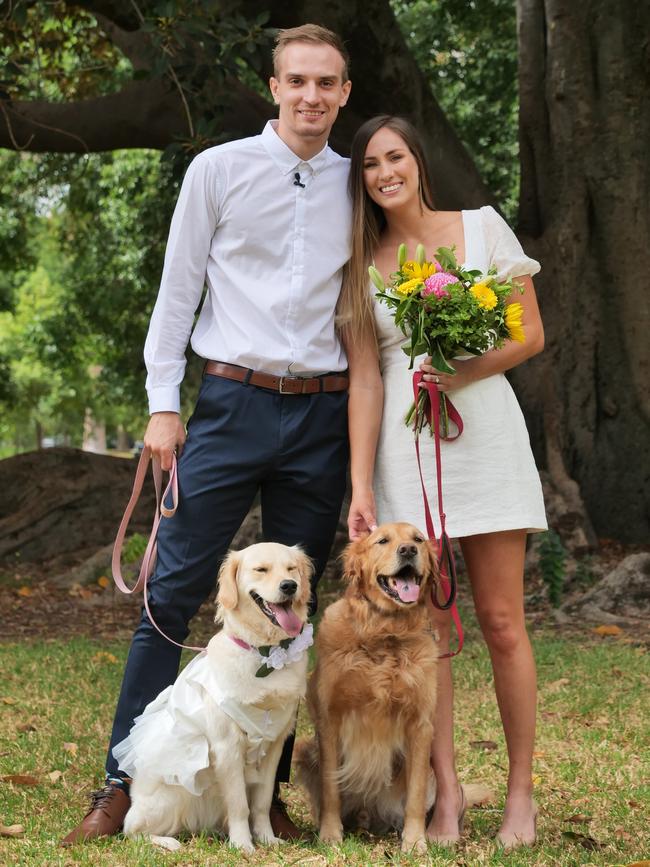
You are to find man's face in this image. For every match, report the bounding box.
[269,42,351,148]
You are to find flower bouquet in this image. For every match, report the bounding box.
[370,243,525,438]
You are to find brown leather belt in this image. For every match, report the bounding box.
[204,361,349,394]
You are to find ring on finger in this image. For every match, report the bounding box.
[434,375,440,384]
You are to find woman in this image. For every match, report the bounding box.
[342,115,546,849]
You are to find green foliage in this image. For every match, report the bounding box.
[0,1,132,101]
[538,530,568,606]
[392,0,519,217]
[122,533,149,563]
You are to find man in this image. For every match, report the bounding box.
[62,23,381,846]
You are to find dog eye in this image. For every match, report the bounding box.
[376,537,389,545]
[414,536,424,543]
[254,566,268,573]
[287,566,297,571]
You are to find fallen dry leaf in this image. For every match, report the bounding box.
[546,677,570,692]
[1,697,16,705]
[48,770,63,783]
[562,830,603,850]
[532,750,546,758]
[16,586,33,597]
[531,774,542,786]
[624,861,650,867]
[1,774,39,786]
[0,824,25,837]
[593,624,623,636]
[16,723,36,733]
[469,740,498,751]
[62,742,78,757]
[97,575,110,589]
[566,814,591,823]
[91,651,118,664]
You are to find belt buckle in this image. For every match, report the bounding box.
[278,375,301,395]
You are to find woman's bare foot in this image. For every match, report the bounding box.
[426,785,466,846]
[496,791,537,850]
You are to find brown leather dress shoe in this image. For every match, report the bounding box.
[60,782,131,846]
[270,797,306,841]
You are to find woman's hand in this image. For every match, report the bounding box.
[419,357,480,393]
[347,487,378,541]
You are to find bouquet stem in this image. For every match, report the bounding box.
[405,388,451,438]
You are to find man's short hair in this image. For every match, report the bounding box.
[273,24,350,82]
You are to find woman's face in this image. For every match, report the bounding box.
[362,126,420,211]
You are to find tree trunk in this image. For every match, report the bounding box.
[513,0,650,543]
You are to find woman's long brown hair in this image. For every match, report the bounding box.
[337,115,436,342]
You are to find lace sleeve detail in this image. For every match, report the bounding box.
[480,205,541,282]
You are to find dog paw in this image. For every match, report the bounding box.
[228,835,255,854]
[319,821,343,844]
[149,835,182,851]
[401,834,427,854]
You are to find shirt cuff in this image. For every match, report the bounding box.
[147,386,181,415]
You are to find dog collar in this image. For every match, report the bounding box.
[229,623,314,678]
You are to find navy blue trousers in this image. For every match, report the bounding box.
[106,373,349,785]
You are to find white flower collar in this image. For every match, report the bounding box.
[229,623,314,678]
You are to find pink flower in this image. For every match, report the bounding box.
[422,271,458,299]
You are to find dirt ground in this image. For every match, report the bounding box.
[1,536,648,645]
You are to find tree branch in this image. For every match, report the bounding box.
[0,77,275,152]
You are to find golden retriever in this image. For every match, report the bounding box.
[114,542,313,852]
[295,522,440,853]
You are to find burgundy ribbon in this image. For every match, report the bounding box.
[112,446,206,653]
[412,372,464,658]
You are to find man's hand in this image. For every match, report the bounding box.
[347,488,378,541]
[143,412,186,471]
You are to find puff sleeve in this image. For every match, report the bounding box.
[480,205,541,282]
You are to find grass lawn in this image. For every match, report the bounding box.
[1,606,648,866]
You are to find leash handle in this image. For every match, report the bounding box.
[412,373,464,658]
[111,447,206,653]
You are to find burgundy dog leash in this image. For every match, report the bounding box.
[111,446,207,653]
[412,372,464,658]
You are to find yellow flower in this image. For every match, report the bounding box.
[403,260,437,281]
[471,281,498,310]
[396,277,423,296]
[505,302,525,343]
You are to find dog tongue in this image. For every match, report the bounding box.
[268,603,303,637]
[396,578,420,603]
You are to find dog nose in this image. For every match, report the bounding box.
[279,579,298,596]
[398,543,418,559]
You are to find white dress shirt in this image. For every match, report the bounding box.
[144,120,352,413]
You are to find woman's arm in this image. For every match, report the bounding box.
[343,324,384,540]
[421,275,544,391]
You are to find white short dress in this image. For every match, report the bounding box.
[373,205,547,538]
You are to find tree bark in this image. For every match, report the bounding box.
[513,0,650,542]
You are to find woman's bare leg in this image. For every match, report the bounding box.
[426,609,464,843]
[462,529,537,846]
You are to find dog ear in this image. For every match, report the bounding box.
[424,539,441,590]
[217,550,240,610]
[293,546,315,606]
[341,538,365,588]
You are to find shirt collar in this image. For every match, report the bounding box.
[261,120,330,176]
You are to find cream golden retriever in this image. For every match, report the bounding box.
[296,522,464,853]
[113,542,313,852]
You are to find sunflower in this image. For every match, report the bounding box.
[403,260,437,281]
[470,281,498,310]
[395,277,423,297]
[505,302,525,343]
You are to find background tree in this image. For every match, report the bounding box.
[0,0,648,543]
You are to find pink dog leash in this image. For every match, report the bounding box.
[412,372,464,658]
[112,446,206,653]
